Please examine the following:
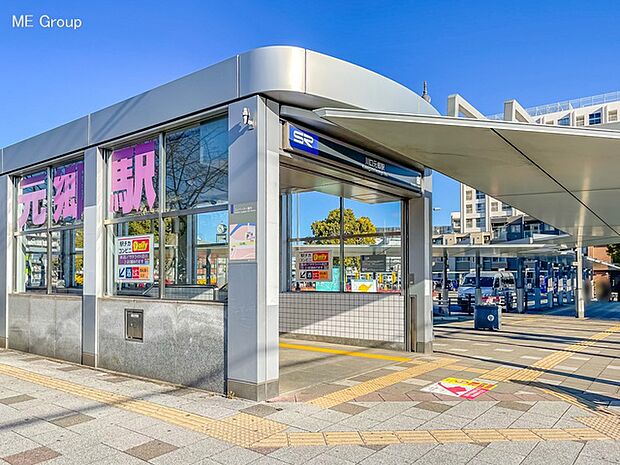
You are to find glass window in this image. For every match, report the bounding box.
[106,116,229,302]
[476,203,484,213]
[14,160,84,295]
[557,116,570,126]
[589,111,602,125]
[466,219,473,229]
[286,191,402,293]
[51,229,84,293]
[465,190,472,201]
[16,232,48,292]
[466,204,472,214]
[476,190,485,200]
[576,116,585,126]
[109,139,159,217]
[165,117,228,211]
[163,211,228,301]
[609,110,618,122]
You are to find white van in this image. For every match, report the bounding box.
[457,271,516,311]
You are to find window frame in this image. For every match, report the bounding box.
[12,156,85,295]
[103,112,229,302]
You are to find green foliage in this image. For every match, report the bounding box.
[310,208,377,244]
[310,208,377,268]
[607,244,620,264]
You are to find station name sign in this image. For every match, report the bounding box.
[284,123,421,191]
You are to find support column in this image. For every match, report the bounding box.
[441,251,449,312]
[227,96,280,400]
[516,257,525,313]
[547,261,554,309]
[475,253,482,305]
[407,169,433,353]
[575,247,585,318]
[0,175,12,349]
[533,260,541,309]
[81,148,105,367]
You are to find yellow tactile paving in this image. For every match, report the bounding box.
[359,431,400,445]
[308,357,457,409]
[279,342,411,362]
[478,322,620,383]
[0,362,286,448]
[324,432,364,445]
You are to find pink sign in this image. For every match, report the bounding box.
[17,173,47,229]
[110,140,157,215]
[53,162,84,223]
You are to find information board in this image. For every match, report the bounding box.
[115,234,154,283]
[296,250,332,282]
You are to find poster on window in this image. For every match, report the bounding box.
[229,223,256,261]
[115,234,154,283]
[296,250,332,282]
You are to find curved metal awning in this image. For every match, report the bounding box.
[316,109,620,246]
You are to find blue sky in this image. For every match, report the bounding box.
[2,0,620,226]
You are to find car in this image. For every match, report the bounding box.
[457,271,516,312]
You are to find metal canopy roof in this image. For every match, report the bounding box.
[316,109,620,246]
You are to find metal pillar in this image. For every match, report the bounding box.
[575,247,585,318]
[407,169,434,353]
[227,97,280,401]
[547,261,554,308]
[533,260,541,309]
[516,257,525,313]
[475,253,482,305]
[441,251,449,312]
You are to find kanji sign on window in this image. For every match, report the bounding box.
[110,140,157,215]
[17,173,47,229]
[52,161,84,224]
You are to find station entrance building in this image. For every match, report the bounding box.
[0,47,438,400]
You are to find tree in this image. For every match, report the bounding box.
[608,244,620,264]
[310,208,377,268]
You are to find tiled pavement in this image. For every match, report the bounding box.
[0,306,619,463]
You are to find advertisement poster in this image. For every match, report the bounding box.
[115,234,154,283]
[229,223,256,261]
[296,250,332,282]
[351,279,377,293]
[421,377,497,400]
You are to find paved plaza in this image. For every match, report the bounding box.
[0,303,619,464]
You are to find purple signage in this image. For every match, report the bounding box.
[53,161,84,224]
[110,140,157,215]
[17,173,47,229]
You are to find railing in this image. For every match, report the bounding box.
[486,91,620,120]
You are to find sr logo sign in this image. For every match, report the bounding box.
[288,125,319,155]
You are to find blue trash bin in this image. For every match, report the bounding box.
[474,304,501,330]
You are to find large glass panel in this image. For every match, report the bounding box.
[51,229,84,293]
[290,191,340,240]
[110,219,160,298]
[17,171,48,231]
[163,211,228,301]
[165,117,228,211]
[343,235,402,293]
[109,139,159,218]
[16,232,48,292]
[52,161,84,226]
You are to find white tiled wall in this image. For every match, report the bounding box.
[279,292,404,344]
